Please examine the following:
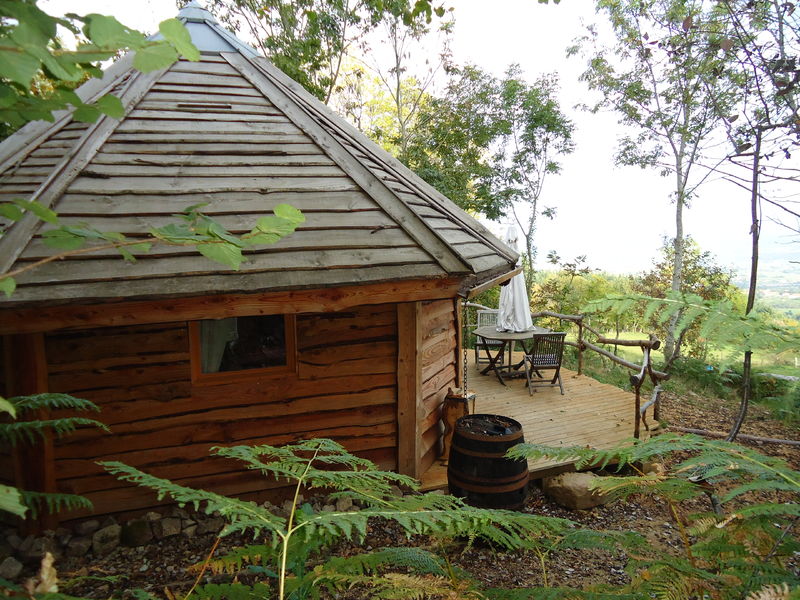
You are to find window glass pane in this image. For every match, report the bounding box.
[199,315,286,373]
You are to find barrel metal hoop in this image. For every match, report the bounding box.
[448,472,529,494]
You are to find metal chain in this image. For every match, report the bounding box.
[462,298,468,393]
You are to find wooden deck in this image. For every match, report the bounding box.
[420,352,652,491]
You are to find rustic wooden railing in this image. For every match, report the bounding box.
[464,303,669,438]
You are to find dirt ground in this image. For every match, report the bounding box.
[24,392,800,598]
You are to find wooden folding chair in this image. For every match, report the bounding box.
[523,332,566,395]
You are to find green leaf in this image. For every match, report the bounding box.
[95,94,124,119]
[85,14,146,49]
[273,203,305,225]
[0,47,41,87]
[254,215,296,237]
[0,203,23,221]
[42,228,86,250]
[72,103,100,123]
[158,18,200,61]
[0,396,16,418]
[0,277,16,298]
[197,242,244,270]
[133,44,178,73]
[12,199,58,223]
[0,484,27,518]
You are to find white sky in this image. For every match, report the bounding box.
[41,0,798,280]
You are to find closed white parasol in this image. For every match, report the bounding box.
[496,225,533,332]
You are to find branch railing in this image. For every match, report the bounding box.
[464,303,669,438]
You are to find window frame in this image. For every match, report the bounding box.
[189,314,297,385]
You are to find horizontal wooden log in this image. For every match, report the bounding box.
[150,82,264,97]
[117,119,303,135]
[65,175,358,194]
[17,246,433,285]
[159,71,252,88]
[46,325,187,364]
[48,362,190,393]
[169,60,242,76]
[142,90,273,106]
[580,339,669,381]
[98,375,397,428]
[106,133,312,144]
[134,101,281,115]
[0,279,460,334]
[422,352,454,384]
[59,404,397,463]
[90,153,332,167]
[78,164,345,178]
[48,351,188,374]
[299,352,396,379]
[97,142,322,155]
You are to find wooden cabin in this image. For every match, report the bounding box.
[0,2,518,520]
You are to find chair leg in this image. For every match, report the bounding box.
[524,356,534,396]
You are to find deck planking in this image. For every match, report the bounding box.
[420,352,653,491]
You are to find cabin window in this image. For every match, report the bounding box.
[190,315,296,382]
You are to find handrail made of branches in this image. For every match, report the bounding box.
[464,304,667,438]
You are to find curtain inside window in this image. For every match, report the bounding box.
[200,318,239,373]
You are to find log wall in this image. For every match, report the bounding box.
[418,299,458,473]
[37,303,398,519]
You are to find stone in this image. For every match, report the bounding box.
[75,519,100,537]
[144,512,162,522]
[169,507,190,520]
[121,519,153,547]
[0,539,13,560]
[641,460,666,476]
[542,472,609,510]
[335,497,353,512]
[17,535,34,554]
[101,516,118,529]
[6,534,21,550]
[196,517,224,535]
[21,537,60,563]
[321,504,335,512]
[54,527,72,547]
[66,537,92,558]
[0,556,23,580]
[92,524,121,556]
[152,517,182,540]
[182,525,197,538]
[389,485,404,497]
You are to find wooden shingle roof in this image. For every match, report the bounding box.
[0,2,516,306]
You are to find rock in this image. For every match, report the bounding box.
[0,556,23,580]
[196,517,224,535]
[54,527,72,547]
[66,537,92,558]
[182,525,197,538]
[144,512,162,522]
[92,524,121,556]
[542,472,609,510]
[6,534,21,550]
[321,504,335,512]
[152,517,181,539]
[17,535,34,555]
[390,485,404,497]
[640,460,665,476]
[20,537,60,562]
[100,516,118,529]
[0,539,13,560]
[121,519,153,547]
[75,519,100,537]
[335,497,353,512]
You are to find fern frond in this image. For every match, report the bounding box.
[187,582,273,600]
[557,528,646,553]
[319,547,448,577]
[746,583,791,600]
[1,417,109,444]
[21,490,93,518]
[483,587,641,600]
[101,461,285,537]
[194,544,278,575]
[9,393,101,415]
[590,474,701,502]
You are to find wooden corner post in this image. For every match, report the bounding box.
[396,302,423,479]
[5,333,56,531]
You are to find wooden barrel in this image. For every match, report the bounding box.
[447,414,529,510]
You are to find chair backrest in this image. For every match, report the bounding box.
[528,332,566,369]
[476,309,498,328]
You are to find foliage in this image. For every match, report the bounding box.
[207,0,445,104]
[509,433,800,599]
[103,438,630,600]
[584,291,798,370]
[633,238,739,359]
[0,0,199,137]
[0,393,108,519]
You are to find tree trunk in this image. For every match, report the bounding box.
[663,187,685,363]
[728,129,762,442]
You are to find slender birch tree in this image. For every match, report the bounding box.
[572,0,737,365]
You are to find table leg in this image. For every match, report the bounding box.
[479,339,509,385]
